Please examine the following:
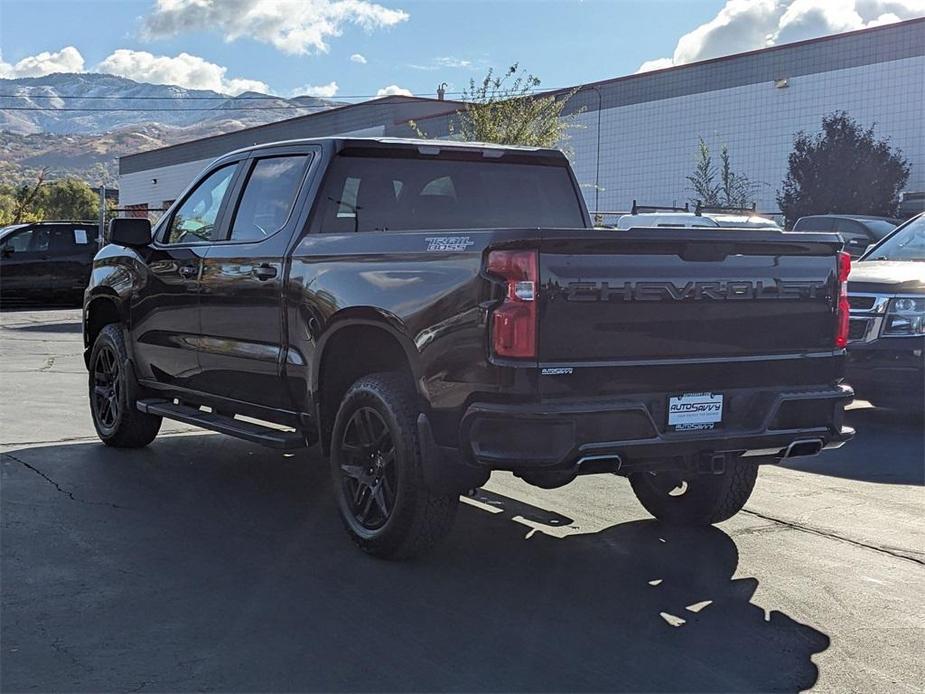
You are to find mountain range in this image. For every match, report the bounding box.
[0,72,345,187]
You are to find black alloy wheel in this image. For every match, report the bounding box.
[338,406,399,530]
[92,343,122,431]
[87,323,161,448]
[329,372,459,559]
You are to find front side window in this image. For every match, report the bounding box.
[229,155,309,242]
[166,164,237,244]
[4,227,52,253]
[3,228,36,253]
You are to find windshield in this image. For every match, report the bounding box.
[864,215,925,262]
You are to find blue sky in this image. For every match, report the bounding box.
[1,1,920,98]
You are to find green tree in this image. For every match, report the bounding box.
[687,138,755,208]
[10,169,48,224]
[718,145,755,208]
[778,112,910,226]
[414,64,582,149]
[687,138,721,207]
[39,177,99,220]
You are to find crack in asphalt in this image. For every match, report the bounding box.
[743,508,925,566]
[2,452,126,510]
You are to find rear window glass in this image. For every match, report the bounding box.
[793,217,833,231]
[230,155,310,241]
[313,155,585,233]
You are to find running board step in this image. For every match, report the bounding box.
[137,399,307,450]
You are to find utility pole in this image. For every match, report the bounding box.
[98,185,106,246]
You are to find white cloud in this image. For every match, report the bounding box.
[0,46,85,78]
[635,58,675,74]
[97,49,270,95]
[409,56,476,71]
[350,53,368,64]
[292,80,339,97]
[376,84,413,97]
[142,0,409,55]
[636,0,925,71]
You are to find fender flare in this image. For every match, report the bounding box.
[83,290,128,366]
[310,308,425,401]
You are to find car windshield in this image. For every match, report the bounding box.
[0,224,27,241]
[865,216,925,261]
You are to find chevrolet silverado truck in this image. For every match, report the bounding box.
[847,212,924,410]
[84,137,854,558]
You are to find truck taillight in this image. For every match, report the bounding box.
[486,250,538,359]
[835,251,851,348]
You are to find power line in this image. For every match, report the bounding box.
[0,86,572,101]
[0,92,428,100]
[0,106,342,112]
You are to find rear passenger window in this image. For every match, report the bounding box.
[230,155,309,242]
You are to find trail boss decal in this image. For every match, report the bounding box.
[668,392,724,431]
[426,236,474,252]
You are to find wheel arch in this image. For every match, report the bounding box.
[83,292,127,367]
[312,310,424,454]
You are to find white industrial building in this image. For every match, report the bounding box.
[120,17,925,220]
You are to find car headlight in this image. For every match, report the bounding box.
[882,297,925,336]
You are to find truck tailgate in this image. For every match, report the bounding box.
[538,229,842,363]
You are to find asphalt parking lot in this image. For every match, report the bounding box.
[1,307,923,693]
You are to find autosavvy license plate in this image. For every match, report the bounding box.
[667,392,724,431]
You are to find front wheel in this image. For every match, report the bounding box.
[330,372,459,559]
[89,324,161,448]
[629,463,758,525]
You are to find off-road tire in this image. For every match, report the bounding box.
[330,372,459,559]
[629,463,758,526]
[89,324,161,448]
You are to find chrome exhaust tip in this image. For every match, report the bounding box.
[576,454,623,474]
[782,438,824,459]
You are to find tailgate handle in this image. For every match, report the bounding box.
[680,243,732,262]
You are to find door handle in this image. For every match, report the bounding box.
[178,264,198,279]
[252,264,278,281]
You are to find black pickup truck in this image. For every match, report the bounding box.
[84,137,854,558]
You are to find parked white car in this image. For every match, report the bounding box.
[615,213,720,229]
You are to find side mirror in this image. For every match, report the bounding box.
[109,218,152,247]
[1,246,13,258]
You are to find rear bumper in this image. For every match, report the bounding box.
[847,336,924,409]
[459,384,854,471]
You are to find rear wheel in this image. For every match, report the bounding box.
[89,324,161,448]
[330,372,458,559]
[629,463,758,525]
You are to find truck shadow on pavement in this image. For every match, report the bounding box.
[782,405,924,485]
[1,434,829,693]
